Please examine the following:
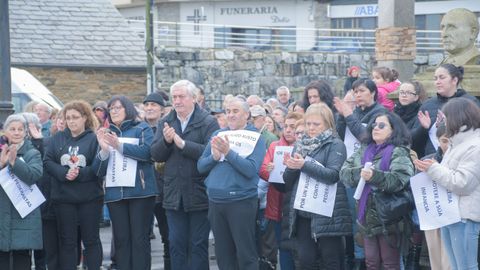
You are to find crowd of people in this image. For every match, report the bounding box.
[0,62,479,270]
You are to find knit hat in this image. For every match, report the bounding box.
[347,66,360,76]
[143,92,165,107]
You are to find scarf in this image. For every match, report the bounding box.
[295,129,333,158]
[357,143,395,224]
[394,101,421,126]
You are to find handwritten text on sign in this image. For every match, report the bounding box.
[0,167,45,218]
[293,157,337,217]
[268,146,293,184]
[106,137,139,188]
[410,172,460,230]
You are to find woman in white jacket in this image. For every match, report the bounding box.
[415,97,480,270]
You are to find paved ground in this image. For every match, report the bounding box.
[99,225,219,270]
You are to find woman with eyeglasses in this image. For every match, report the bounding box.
[0,114,43,269]
[394,81,427,129]
[415,98,480,270]
[44,101,104,270]
[96,95,158,270]
[282,103,350,269]
[340,111,414,269]
[412,64,480,158]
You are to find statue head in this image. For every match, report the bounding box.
[441,8,479,63]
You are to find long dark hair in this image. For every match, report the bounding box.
[302,80,335,111]
[365,111,411,146]
[107,95,138,124]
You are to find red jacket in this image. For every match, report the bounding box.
[259,136,293,221]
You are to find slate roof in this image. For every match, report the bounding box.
[9,0,147,68]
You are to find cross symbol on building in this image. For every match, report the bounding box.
[186,9,207,35]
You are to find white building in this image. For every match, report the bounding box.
[112,0,480,51]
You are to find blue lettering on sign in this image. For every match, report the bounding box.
[354,5,378,16]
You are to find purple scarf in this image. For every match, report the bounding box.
[357,143,395,224]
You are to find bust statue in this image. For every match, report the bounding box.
[440,8,480,66]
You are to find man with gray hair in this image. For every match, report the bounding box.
[247,95,264,107]
[276,86,291,108]
[151,79,219,270]
[34,103,52,137]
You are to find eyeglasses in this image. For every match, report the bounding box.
[94,108,105,112]
[399,91,417,97]
[372,122,391,130]
[108,106,124,113]
[65,115,83,121]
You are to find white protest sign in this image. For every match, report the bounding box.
[410,172,461,230]
[268,146,293,184]
[428,125,439,150]
[344,127,362,158]
[293,157,337,217]
[106,138,139,187]
[0,167,45,218]
[217,130,260,158]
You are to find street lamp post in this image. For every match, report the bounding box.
[146,0,155,94]
[0,0,14,123]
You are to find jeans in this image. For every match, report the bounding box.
[273,220,295,270]
[0,250,31,270]
[346,187,365,259]
[166,209,210,270]
[441,220,480,270]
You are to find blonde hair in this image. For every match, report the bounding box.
[304,103,336,132]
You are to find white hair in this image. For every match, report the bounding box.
[170,80,197,99]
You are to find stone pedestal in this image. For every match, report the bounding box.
[414,65,480,97]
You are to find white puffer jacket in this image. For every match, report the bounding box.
[427,128,480,222]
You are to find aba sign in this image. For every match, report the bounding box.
[354,5,378,17]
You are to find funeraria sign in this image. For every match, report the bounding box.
[219,6,289,23]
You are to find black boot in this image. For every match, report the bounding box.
[163,242,171,270]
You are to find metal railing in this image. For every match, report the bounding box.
[126,20,480,53]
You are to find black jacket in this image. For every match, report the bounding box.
[337,102,387,142]
[45,128,104,203]
[411,89,480,157]
[151,105,219,212]
[283,136,352,239]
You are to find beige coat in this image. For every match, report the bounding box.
[427,128,480,222]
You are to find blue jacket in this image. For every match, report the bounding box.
[99,120,158,202]
[197,124,266,203]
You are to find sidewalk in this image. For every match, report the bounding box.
[99,226,219,270]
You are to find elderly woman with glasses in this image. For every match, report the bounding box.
[0,114,43,269]
[340,111,414,269]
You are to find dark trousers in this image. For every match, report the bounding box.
[166,208,210,270]
[42,219,60,270]
[296,216,345,270]
[0,250,31,270]
[363,234,400,270]
[154,203,170,261]
[108,196,156,270]
[273,220,295,270]
[209,197,258,270]
[56,200,103,270]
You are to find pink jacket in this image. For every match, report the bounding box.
[377,80,400,111]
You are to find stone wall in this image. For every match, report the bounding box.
[25,67,148,105]
[156,47,443,102]
[21,49,445,108]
